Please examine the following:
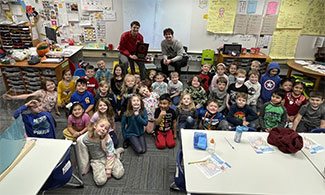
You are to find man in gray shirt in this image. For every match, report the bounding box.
[161,28,188,76]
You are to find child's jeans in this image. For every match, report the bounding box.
[171,94,180,105]
[178,116,195,138]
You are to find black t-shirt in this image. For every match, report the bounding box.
[227,83,248,106]
[154,107,177,131]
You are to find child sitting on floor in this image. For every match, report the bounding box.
[184,75,207,109]
[121,95,148,153]
[77,119,124,186]
[293,91,325,132]
[197,99,228,130]
[168,71,183,105]
[176,93,197,136]
[244,70,261,112]
[209,77,227,114]
[13,96,56,138]
[226,93,258,128]
[154,94,177,149]
[259,88,287,132]
[199,63,212,92]
[283,81,307,127]
[151,72,168,96]
[95,60,111,83]
[138,84,159,134]
[63,102,90,141]
[82,64,99,97]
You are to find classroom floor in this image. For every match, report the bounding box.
[0,77,184,195]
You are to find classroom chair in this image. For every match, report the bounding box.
[311,128,325,133]
[170,149,186,193]
[41,145,84,192]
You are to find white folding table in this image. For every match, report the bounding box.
[301,133,325,178]
[181,130,325,195]
[0,138,72,195]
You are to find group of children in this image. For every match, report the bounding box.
[3,59,325,186]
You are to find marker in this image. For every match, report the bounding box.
[188,160,207,165]
[224,137,235,150]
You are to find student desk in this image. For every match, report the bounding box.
[301,133,325,178]
[181,130,325,195]
[0,138,72,195]
[286,60,325,90]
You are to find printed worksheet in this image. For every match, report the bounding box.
[194,153,231,179]
[247,135,274,154]
[303,136,325,154]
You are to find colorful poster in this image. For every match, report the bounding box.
[207,0,237,34]
[276,0,309,29]
[266,1,278,15]
[302,0,325,35]
[269,29,301,59]
[246,0,257,14]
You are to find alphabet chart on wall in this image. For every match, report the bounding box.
[81,0,112,11]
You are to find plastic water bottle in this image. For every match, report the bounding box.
[234,126,243,143]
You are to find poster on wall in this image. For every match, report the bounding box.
[81,0,112,11]
[276,0,308,29]
[269,29,301,59]
[207,0,237,34]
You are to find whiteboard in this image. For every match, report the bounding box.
[122,0,193,49]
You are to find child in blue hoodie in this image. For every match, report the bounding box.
[197,99,228,130]
[259,62,281,103]
[13,96,56,138]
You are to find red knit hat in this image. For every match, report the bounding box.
[267,128,303,154]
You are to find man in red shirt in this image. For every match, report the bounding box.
[118,21,146,81]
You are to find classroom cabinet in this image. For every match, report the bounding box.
[217,53,269,72]
[0,23,39,50]
[0,59,69,94]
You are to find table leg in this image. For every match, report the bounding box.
[314,77,321,91]
[286,67,292,78]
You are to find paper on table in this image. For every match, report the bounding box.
[247,135,274,154]
[303,136,325,154]
[294,60,310,65]
[195,153,231,179]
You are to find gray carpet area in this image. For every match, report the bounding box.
[0,77,184,195]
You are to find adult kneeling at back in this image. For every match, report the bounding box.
[161,28,188,77]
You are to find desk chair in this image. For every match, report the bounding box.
[170,149,186,193]
[41,144,84,192]
[311,128,325,133]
